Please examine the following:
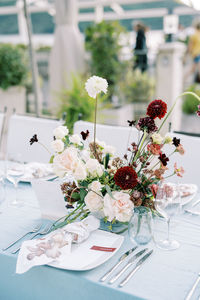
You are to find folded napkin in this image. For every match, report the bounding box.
[23,162,54,180]
[16,216,100,274]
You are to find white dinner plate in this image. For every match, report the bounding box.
[167,183,198,206]
[20,174,56,183]
[48,229,124,271]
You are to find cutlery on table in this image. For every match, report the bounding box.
[2,223,42,251]
[11,223,53,254]
[118,249,153,288]
[100,246,138,282]
[108,248,148,284]
[185,273,200,300]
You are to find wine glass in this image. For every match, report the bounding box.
[6,153,25,207]
[154,183,181,250]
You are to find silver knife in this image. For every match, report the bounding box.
[119,249,153,288]
[192,199,200,208]
[100,246,138,282]
[185,273,200,300]
[108,248,148,284]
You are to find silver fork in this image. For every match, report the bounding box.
[11,223,53,254]
[2,223,42,251]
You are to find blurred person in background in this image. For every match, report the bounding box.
[133,22,148,72]
[185,22,200,83]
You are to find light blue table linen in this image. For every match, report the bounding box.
[0,182,200,300]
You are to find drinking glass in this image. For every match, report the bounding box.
[128,206,153,245]
[6,153,25,207]
[154,183,181,250]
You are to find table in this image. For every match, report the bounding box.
[0,181,200,300]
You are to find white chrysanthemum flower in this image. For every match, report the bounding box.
[85,75,108,99]
[53,126,68,139]
[69,134,82,146]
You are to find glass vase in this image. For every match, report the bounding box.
[128,206,153,245]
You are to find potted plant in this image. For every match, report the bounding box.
[0,43,28,115]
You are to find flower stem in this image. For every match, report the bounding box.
[94,96,98,154]
[38,142,52,155]
[133,130,147,163]
[158,92,200,133]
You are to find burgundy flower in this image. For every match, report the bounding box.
[147,99,167,120]
[173,137,180,147]
[158,153,169,166]
[196,105,200,117]
[80,130,89,140]
[137,117,158,133]
[114,166,138,190]
[29,134,38,145]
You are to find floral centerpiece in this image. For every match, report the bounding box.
[30,76,200,230]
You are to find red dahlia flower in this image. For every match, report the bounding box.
[114,166,138,190]
[147,99,167,120]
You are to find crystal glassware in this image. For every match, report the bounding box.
[6,153,25,207]
[128,206,153,245]
[154,183,181,250]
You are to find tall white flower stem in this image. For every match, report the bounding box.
[158,92,200,133]
[94,96,98,154]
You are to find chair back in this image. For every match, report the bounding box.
[7,115,61,163]
[165,132,200,188]
[73,120,139,158]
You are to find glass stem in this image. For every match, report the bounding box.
[167,218,170,241]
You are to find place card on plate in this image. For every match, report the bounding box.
[31,180,67,220]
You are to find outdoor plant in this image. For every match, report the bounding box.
[85,21,126,99]
[0,43,28,90]
[57,74,96,133]
[182,84,200,114]
[121,68,155,103]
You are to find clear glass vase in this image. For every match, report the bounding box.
[128,206,153,245]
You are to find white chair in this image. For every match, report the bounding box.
[165,132,200,188]
[7,115,61,163]
[73,120,139,158]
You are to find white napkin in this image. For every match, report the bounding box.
[16,216,100,274]
[23,162,54,180]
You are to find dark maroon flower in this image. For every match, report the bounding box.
[173,137,180,147]
[137,117,158,133]
[127,120,136,127]
[114,166,138,190]
[147,99,167,120]
[196,105,200,117]
[81,130,89,140]
[29,134,38,145]
[158,153,169,166]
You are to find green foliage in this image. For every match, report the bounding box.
[182,85,200,114]
[57,75,95,133]
[120,68,155,103]
[0,43,28,90]
[85,21,126,98]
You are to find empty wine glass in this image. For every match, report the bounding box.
[154,183,181,250]
[6,153,25,207]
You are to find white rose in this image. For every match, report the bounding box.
[151,133,163,145]
[80,150,90,162]
[103,191,134,222]
[85,158,103,177]
[84,191,103,212]
[103,193,116,222]
[85,76,108,99]
[89,180,102,192]
[112,191,134,222]
[53,126,68,139]
[69,134,82,146]
[51,139,64,153]
[103,145,116,156]
[53,147,78,177]
[73,160,87,181]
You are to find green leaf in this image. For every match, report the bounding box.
[104,153,110,169]
[71,192,80,201]
[105,185,114,199]
[80,188,87,202]
[49,155,54,164]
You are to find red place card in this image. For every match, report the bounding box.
[90,246,116,252]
